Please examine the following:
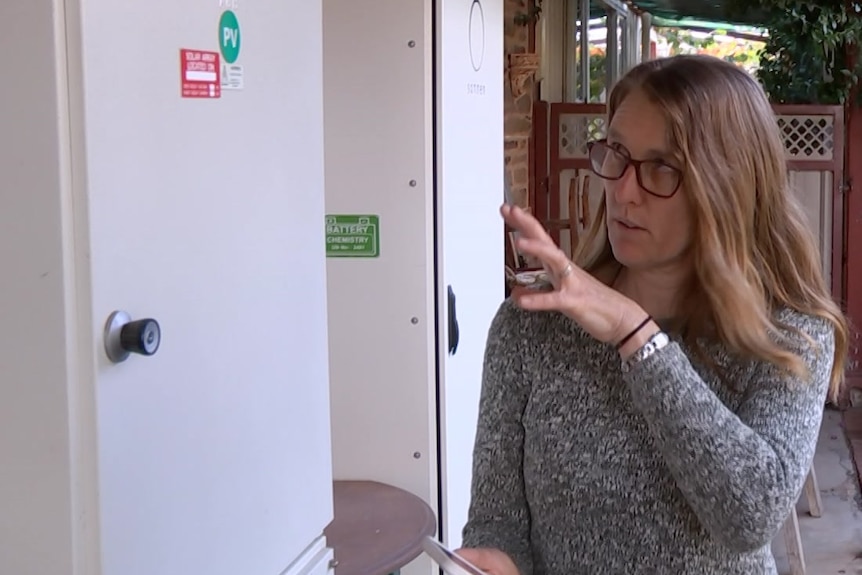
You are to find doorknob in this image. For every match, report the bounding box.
[104,310,161,363]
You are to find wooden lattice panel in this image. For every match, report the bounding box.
[776,114,835,162]
[558,114,607,159]
[556,111,838,164]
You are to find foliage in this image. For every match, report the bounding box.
[514,0,542,26]
[584,29,762,102]
[662,28,717,53]
[588,48,606,102]
[661,27,762,71]
[728,0,862,105]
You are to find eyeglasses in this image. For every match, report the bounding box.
[586,139,683,198]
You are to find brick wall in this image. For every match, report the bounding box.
[504,0,538,209]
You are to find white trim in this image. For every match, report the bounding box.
[279,537,333,575]
[540,0,565,102]
[641,12,652,62]
[57,0,102,573]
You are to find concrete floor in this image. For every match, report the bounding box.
[771,408,862,575]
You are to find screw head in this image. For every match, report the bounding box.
[408,40,416,48]
[413,452,422,459]
[411,317,419,325]
[409,180,417,187]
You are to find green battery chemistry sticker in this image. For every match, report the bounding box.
[325,215,380,258]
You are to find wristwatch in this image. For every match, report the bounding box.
[621,331,670,373]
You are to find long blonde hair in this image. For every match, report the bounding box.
[576,55,849,400]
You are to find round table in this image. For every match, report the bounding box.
[324,480,437,575]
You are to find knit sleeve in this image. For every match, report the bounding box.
[461,299,534,575]
[624,311,834,552]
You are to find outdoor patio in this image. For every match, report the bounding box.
[772,408,862,575]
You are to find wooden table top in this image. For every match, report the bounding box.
[324,480,437,575]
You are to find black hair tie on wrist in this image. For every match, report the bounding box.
[615,316,653,350]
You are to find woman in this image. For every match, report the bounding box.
[458,54,849,575]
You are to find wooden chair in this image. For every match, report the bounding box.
[781,467,823,575]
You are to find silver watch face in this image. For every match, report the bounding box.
[622,331,669,372]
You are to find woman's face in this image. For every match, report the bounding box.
[603,90,694,272]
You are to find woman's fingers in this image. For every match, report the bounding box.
[502,204,571,280]
[454,548,488,569]
[500,203,644,345]
[502,201,585,314]
[514,237,570,278]
[454,548,520,575]
[501,203,552,243]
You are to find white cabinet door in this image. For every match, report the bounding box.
[436,0,505,548]
[72,0,333,573]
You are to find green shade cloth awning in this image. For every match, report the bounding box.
[649,15,766,36]
[590,0,768,27]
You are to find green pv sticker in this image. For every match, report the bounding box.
[326,215,380,258]
[219,10,241,64]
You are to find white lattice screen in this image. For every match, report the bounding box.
[776,115,835,162]
[559,114,606,159]
[557,112,836,162]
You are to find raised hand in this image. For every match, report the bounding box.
[502,203,648,346]
[455,547,520,575]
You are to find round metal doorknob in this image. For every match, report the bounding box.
[104,310,161,363]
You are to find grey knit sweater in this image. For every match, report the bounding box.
[462,299,834,575]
